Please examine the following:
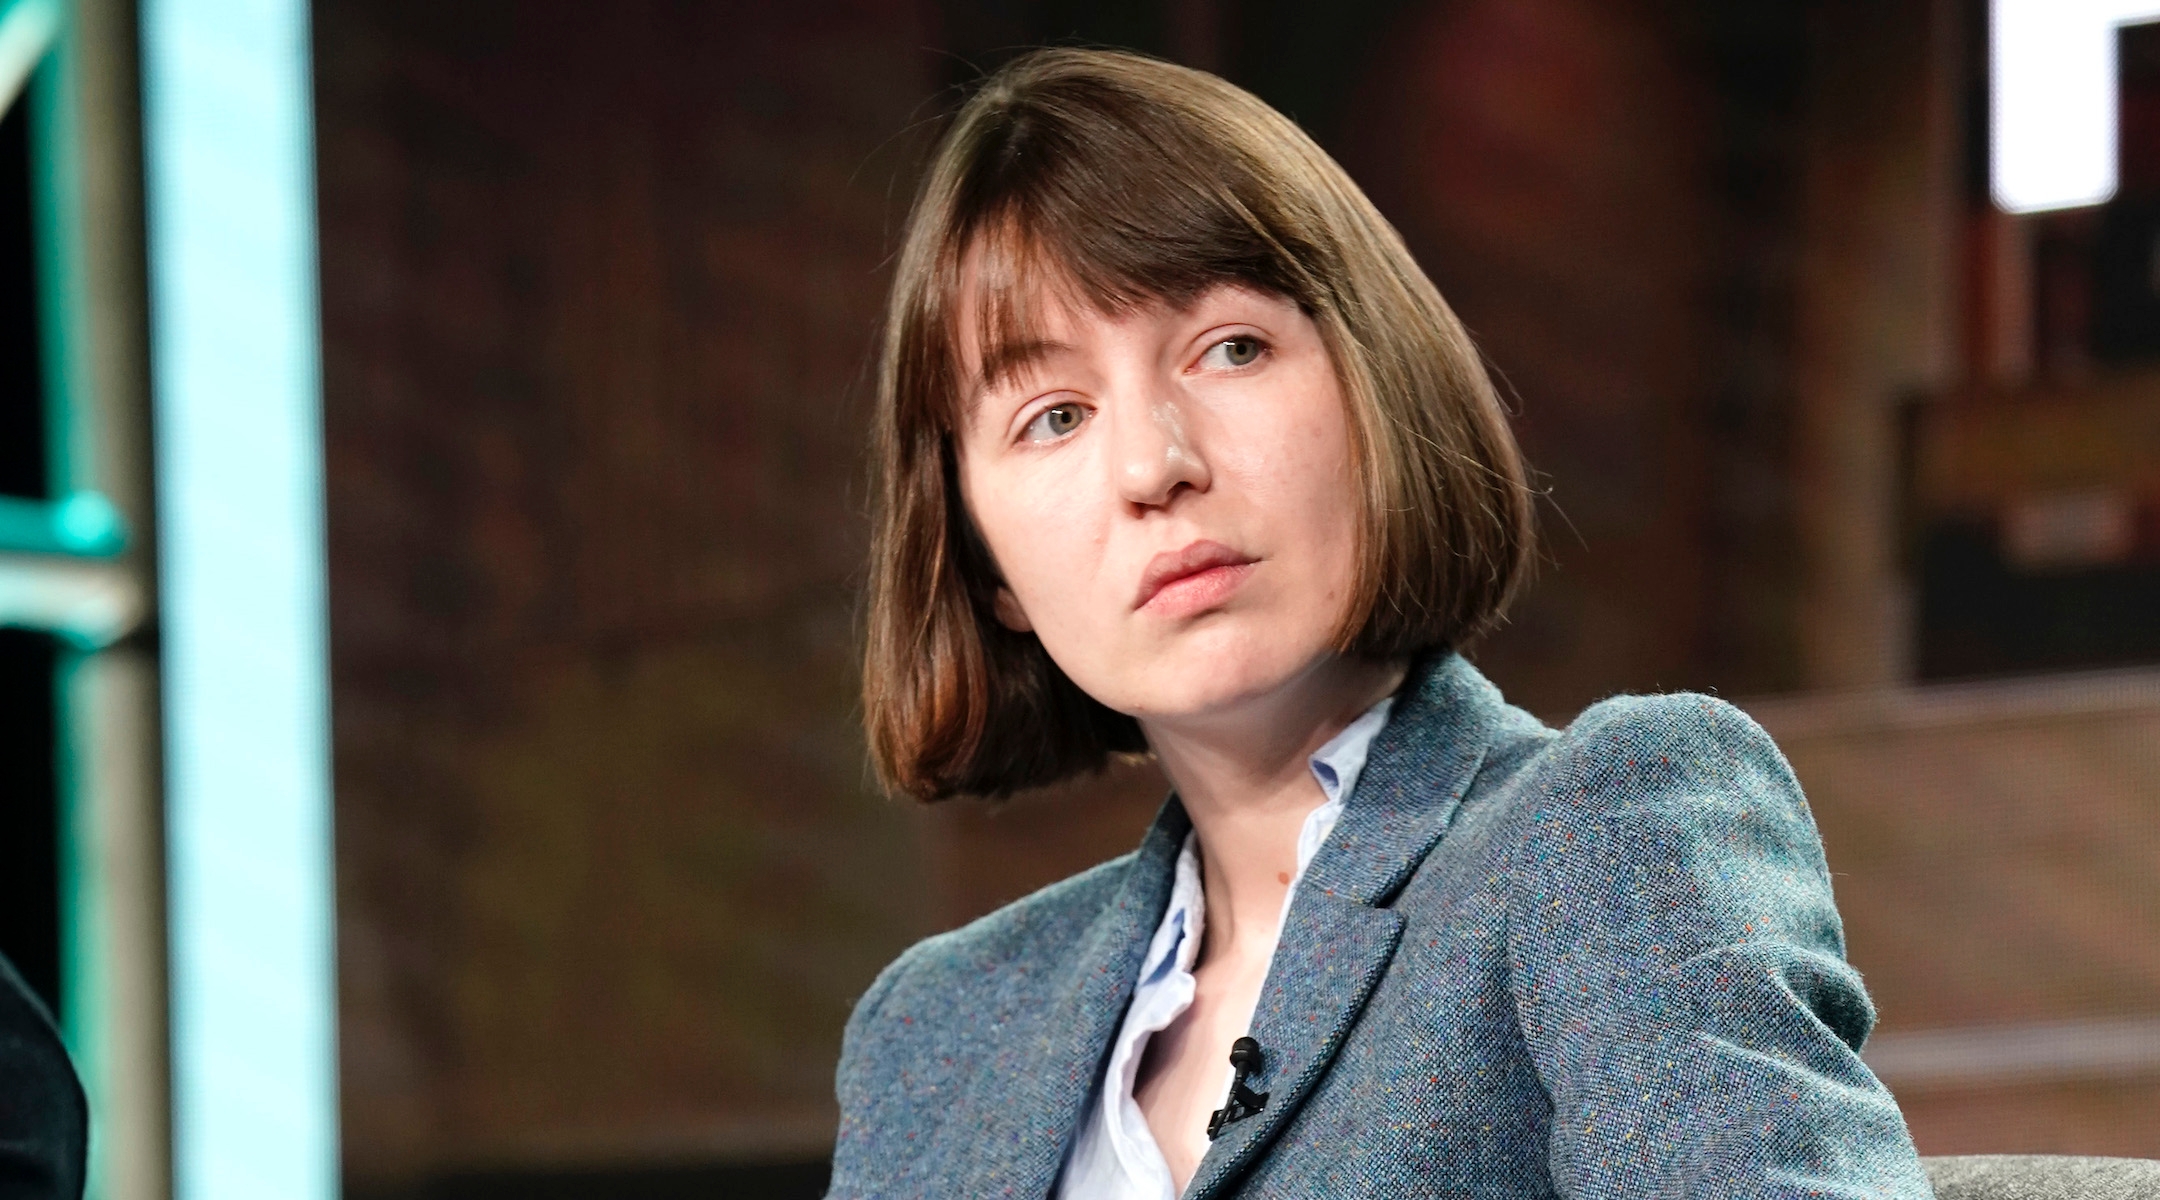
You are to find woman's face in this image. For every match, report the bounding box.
[954,276,1363,724]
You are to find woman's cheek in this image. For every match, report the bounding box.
[991,467,1101,640]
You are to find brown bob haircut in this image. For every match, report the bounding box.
[864,48,1535,801]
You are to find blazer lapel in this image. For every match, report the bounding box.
[985,798,1190,1197]
[1185,894,1404,1199]
[1183,653,1517,1199]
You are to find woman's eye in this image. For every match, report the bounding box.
[1203,336,1264,368]
[1022,403,1086,443]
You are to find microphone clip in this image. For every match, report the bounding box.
[1205,1036,1269,1140]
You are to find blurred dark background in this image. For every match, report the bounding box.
[10,0,2155,1197]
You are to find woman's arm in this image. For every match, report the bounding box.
[1504,693,1930,1200]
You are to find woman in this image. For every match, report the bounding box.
[833,48,1929,1199]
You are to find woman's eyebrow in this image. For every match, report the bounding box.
[972,337,1071,399]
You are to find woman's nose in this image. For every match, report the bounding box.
[1111,389,1210,509]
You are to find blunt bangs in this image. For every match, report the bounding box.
[921,97,1323,432]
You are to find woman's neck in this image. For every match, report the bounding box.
[1143,655,1407,956]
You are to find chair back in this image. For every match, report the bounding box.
[1925,1155,2160,1199]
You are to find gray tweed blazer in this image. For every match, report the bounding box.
[829,653,1933,1198]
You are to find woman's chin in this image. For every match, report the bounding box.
[1091,634,1332,724]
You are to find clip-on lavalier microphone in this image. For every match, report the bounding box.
[1205,1036,1269,1139]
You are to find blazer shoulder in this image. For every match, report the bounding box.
[1495,688,1842,961]
[1529,690,1803,819]
[1468,689,1831,932]
[832,848,1142,1183]
[845,850,1135,1031]
[1489,693,1915,1195]
[1561,688,1781,754]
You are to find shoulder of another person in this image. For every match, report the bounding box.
[0,954,88,1200]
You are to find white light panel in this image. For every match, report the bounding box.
[1993,0,2160,213]
[139,0,339,1196]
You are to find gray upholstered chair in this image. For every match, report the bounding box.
[1925,1156,2160,1199]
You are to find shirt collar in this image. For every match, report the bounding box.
[1135,692,1397,988]
[1138,837,1206,988]
[1309,694,1395,810]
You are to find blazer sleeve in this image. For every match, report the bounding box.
[0,952,86,1200]
[1502,693,1931,1200]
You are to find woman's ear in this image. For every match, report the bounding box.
[993,586,1034,632]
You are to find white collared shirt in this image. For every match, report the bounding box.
[1055,696,1396,1200]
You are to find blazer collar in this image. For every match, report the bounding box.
[1002,653,1513,1199]
[1299,650,1513,905]
[1184,650,1515,1199]
[996,796,1190,1197]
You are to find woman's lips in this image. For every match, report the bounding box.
[1135,540,1259,616]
